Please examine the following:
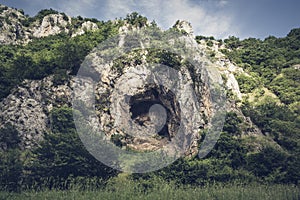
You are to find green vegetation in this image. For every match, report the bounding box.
[0,180,299,200]
[0,19,120,100]
[235,74,260,93]
[125,12,148,28]
[222,29,300,105]
[132,112,298,185]
[0,107,117,192]
[0,7,299,198]
[26,107,117,190]
[221,29,300,185]
[269,68,300,104]
[21,9,69,27]
[195,35,215,42]
[0,124,22,192]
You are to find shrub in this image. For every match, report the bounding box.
[0,124,22,192]
[27,107,118,189]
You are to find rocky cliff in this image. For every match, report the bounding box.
[0,4,99,44]
[0,5,273,156]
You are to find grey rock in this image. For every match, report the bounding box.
[0,76,72,148]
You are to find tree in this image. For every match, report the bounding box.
[125,12,148,28]
[246,146,288,182]
[0,123,21,151]
[0,124,22,191]
[224,36,241,49]
[30,107,117,189]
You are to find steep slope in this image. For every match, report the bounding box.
[0,4,100,44]
[0,15,271,155]
[0,5,299,186]
[0,4,30,44]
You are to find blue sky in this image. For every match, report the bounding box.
[1,0,299,39]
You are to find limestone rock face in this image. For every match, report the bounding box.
[0,76,72,148]
[293,64,300,70]
[0,5,30,44]
[71,28,225,157]
[0,6,72,43]
[0,5,100,44]
[72,21,99,37]
[93,63,205,153]
[32,14,71,38]
[0,6,266,155]
[174,20,194,37]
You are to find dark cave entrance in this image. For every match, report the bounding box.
[129,85,180,139]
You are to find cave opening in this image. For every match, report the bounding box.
[129,85,180,139]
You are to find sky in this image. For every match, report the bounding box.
[0,0,299,39]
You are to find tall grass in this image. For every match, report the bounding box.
[1,178,299,200]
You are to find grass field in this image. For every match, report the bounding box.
[1,182,299,200]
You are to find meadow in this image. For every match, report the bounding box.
[1,181,299,200]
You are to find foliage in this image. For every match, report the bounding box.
[206,40,213,47]
[223,29,300,105]
[195,35,215,43]
[0,19,120,101]
[206,112,247,170]
[0,123,21,151]
[0,124,22,191]
[269,68,300,104]
[221,31,300,184]
[0,7,299,192]
[246,146,288,182]
[242,100,300,183]
[146,49,182,70]
[26,107,118,189]
[34,9,59,20]
[125,12,148,28]
[235,73,260,93]
[21,9,60,26]
[1,182,299,200]
[242,100,299,150]
[224,36,241,49]
[132,113,253,185]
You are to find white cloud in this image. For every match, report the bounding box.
[102,0,240,38]
[58,0,97,17]
[218,0,229,7]
[105,0,133,18]
[28,0,239,39]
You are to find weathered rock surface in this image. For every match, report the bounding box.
[72,21,99,37]
[0,7,268,155]
[32,14,71,38]
[0,5,30,44]
[174,20,194,37]
[0,4,99,44]
[0,76,72,148]
[71,28,227,156]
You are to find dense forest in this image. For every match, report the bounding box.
[0,6,299,199]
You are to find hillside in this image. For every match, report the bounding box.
[0,4,299,193]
